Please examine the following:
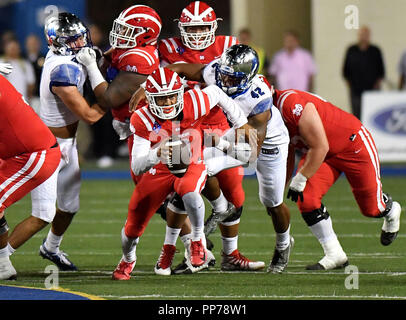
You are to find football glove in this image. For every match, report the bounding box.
[287,172,307,202]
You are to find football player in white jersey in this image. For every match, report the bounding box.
[31,13,106,270]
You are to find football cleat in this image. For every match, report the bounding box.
[190,239,207,267]
[112,258,136,280]
[381,201,402,246]
[221,249,265,271]
[154,244,176,276]
[172,248,216,275]
[39,240,77,271]
[204,203,236,236]
[267,236,294,274]
[306,253,349,270]
[0,257,17,280]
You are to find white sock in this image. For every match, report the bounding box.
[309,217,337,245]
[276,225,291,251]
[191,226,204,243]
[45,230,63,253]
[309,218,346,257]
[210,192,228,213]
[7,243,15,256]
[222,235,238,255]
[121,228,139,263]
[164,226,181,246]
[0,246,8,259]
[182,192,205,241]
[180,234,191,249]
[320,238,346,258]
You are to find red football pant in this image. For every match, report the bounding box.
[216,167,245,208]
[0,146,61,212]
[298,126,386,217]
[124,163,207,238]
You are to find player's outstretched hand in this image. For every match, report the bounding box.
[0,62,13,75]
[287,172,307,202]
[129,87,146,112]
[75,47,97,68]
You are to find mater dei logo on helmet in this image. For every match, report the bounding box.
[373,104,406,135]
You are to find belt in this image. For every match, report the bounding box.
[261,147,279,155]
[50,141,59,149]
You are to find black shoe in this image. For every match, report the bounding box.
[380,231,398,246]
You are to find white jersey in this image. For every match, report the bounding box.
[39,50,87,127]
[202,60,289,148]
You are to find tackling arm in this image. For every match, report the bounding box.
[52,86,105,125]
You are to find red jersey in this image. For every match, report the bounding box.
[274,89,362,157]
[0,75,56,159]
[158,35,238,127]
[109,46,160,122]
[130,88,211,168]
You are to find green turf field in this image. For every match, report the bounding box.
[3,176,406,300]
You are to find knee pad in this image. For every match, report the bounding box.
[166,193,187,216]
[221,206,243,225]
[302,204,330,226]
[374,192,393,218]
[0,216,9,235]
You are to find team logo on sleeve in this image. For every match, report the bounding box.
[176,46,185,55]
[293,104,303,116]
[126,65,138,72]
[152,121,161,134]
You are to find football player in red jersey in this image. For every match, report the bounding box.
[75,5,161,182]
[274,89,402,270]
[158,1,254,273]
[112,67,251,280]
[0,70,61,280]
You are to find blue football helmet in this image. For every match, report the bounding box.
[215,44,259,96]
[44,12,92,55]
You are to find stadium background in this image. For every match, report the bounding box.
[0,0,405,302]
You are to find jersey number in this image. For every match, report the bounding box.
[251,87,265,99]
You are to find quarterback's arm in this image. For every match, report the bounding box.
[297,102,329,179]
[131,134,161,176]
[166,63,205,82]
[52,86,105,125]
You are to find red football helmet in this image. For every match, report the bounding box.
[178,1,219,50]
[109,5,162,48]
[145,67,184,120]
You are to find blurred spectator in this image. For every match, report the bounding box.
[238,28,269,77]
[0,39,35,101]
[343,26,385,120]
[25,34,45,112]
[268,30,316,92]
[0,30,17,54]
[398,49,406,90]
[84,24,119,168]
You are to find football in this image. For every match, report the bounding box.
[165,138,192,177]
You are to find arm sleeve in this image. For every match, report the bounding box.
[248,97,272,117]
[50,63,81,88]
[131,134,160,176]
[202,85,248,128]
